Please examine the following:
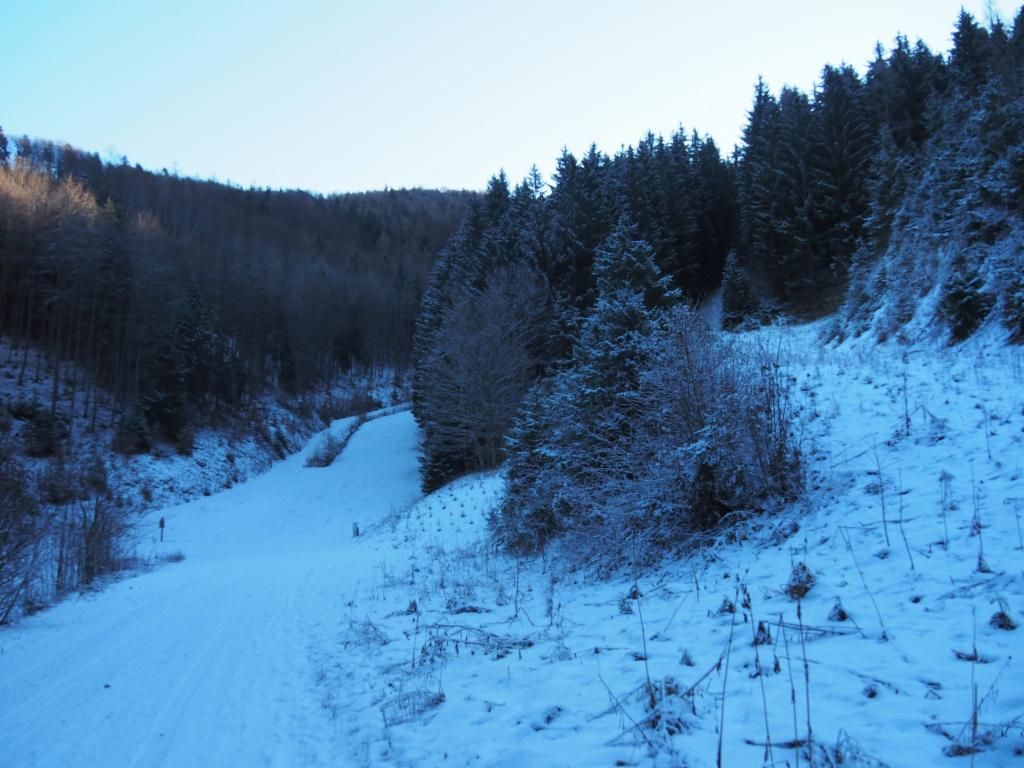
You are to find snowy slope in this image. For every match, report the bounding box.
[0,412,422,767]
[316,325,1024,767]
[1,326,1022,767]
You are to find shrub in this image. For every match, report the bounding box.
[305,431,344,468]
[24,410,69,457]
[51,495,133,590]
[8,400,41,421]
[0,442,41,623]
[1002,266,1024,343]
[941,252,994,341]
[81,453,109,496]
[39,459,86,505]
[631,307,800,536]
[785,562,815,599]
[305,415,367,468]
[174,427,196,456]
[500,306,801,560]
[113,408,151,455]
[317,391,381,425]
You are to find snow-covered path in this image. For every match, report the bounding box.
[0,412,422,768]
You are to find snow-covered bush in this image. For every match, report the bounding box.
[1000,261,1024,342]
[0,441,41,623]
[416,263,550,490]
[941,251,995,342]
[633,307,800,535]
[112,408,151,455]
[306,415,364,468]
[24,410,69,458]
[305,430,345,469]
[499,296,800,559]
[42,494,134,591]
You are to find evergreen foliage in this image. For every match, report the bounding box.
[499,218,678,549]
[720,250,759,329]
[413,133,736,491]
[0,441,40,623]
[0,145,471,448]
[941,251,995,341]
[414,5,1024,560]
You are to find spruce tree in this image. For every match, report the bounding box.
[690,134,738,296]
[952,11,992,92]
[738,78,781,290]
[502,217,675,547]
[808,65,873,302]
[721,250,758,329]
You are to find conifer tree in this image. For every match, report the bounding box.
[502,217,675,546]
[952,11,992,91]
[721,250,758,329]
[738,78,781,285]
[808,65,873,298]
[690,134,738,296]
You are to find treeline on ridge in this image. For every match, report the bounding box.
[412,8,1024,555]
[0,136,473,448]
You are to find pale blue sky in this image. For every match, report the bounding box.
[2,1,1017,192]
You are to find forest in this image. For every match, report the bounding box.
[0,136,472,449]
[413,9,1024,557]
[3,5,1024,763]
[0,138,471,614]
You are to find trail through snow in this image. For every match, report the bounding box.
[3,326,1024,768]
[0,412,422,768]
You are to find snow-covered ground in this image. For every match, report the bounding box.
[0,337,407,514]
[0,411,421,767]
[2,324,1022,766]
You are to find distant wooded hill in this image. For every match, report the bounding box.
[0,136,472,442]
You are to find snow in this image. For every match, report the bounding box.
[0,336,408,516]
[2,324,1023,766]
[0,411,421,767]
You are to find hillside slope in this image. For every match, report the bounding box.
[328,324,1024,767]
[1,324,1022,767]
[0,411,422,767]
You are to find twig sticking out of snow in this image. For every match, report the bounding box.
[742,583,774,765]
[839,527,888,638]
[596,673,656,752]
[780,615,801,768]
[897,470,915,571]
[873,444,891,548]
[798,598,814,768]
[716,579,740,768]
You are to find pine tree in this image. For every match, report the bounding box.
[660,129,700,292]
[721,250,758,329]
[952,11,992,92]
[941,252,995,341]
[772,87,815,301]
[690,133,738,296]
[502,217,675,547]
[868,36,940,150]
[737,78,782,289]
[545,146,612,311]
[807,65,873,301]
